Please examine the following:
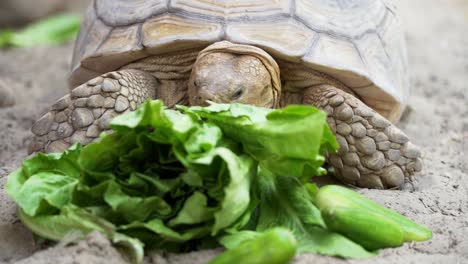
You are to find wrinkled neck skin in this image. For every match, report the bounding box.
[188,42,279,108]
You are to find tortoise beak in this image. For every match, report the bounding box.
[188,83,220,106]
[193,89,214,106]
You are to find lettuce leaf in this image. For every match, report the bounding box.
[252,170,375,258]
[7,100,377,262]
[0,14,81,48]
[182,103,338,181]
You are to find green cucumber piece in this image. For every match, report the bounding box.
[315,185,432,242]
[322,207,404,250]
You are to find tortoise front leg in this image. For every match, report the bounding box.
[303,85,423,189]
[28,69,158,153]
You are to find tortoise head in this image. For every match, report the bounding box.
[188,41,281,108]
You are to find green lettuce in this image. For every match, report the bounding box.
[181,103,338,180]
[0,14,81,48]
[7,100,376,263]
[250,170,374,258]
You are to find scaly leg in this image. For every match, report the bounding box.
[303,85,422,189]
[28,70,158,153]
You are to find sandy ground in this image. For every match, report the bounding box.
[0,0,467,263]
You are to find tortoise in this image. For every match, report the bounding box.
[29,0,423,189]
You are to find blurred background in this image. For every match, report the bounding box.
[0,0,89,27]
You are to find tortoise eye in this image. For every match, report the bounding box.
[232,89,243,100]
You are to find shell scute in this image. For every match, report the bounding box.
[141,15,223,54]
[226,20,317,60]
[170,0,291,20]
[303,35,368,85]
[96,0,167,26]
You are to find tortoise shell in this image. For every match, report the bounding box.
[71,0,408,122]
